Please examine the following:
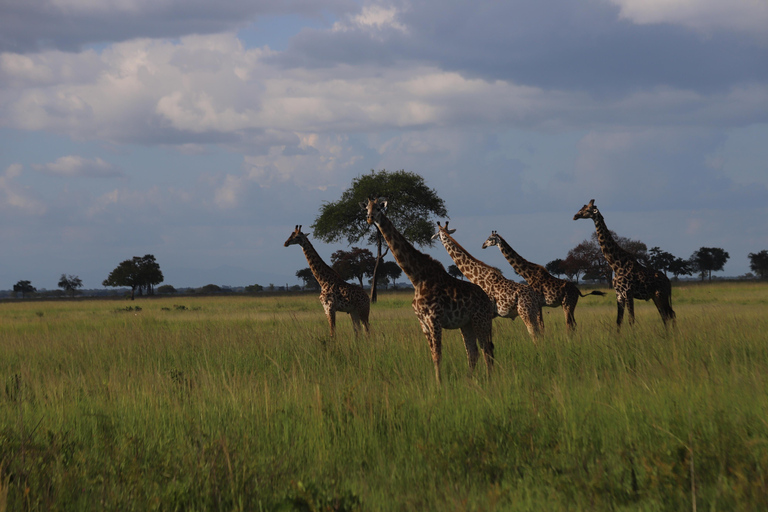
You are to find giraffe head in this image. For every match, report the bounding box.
[284,225,308,247]
[481,231,501,249]
[573,199,598,221]
[361,196,388,225]
[431,221,456,241]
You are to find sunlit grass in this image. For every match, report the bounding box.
[1,282,767,510]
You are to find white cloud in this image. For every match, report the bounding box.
[32,155,122,177]
[608,0,768,39]
[333,5,407,34]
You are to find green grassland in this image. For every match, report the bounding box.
[1,282,767,511]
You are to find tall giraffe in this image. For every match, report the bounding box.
[573,199,675,329]
[284,225,370,337]
[362,197,495,384]
[433,222,543,340]
[481,230,605,332]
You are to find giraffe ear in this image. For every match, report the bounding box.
[378,197,388,210]
[448,229,456,235]
[359,200,367,209]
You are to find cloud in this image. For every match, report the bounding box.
[32,155,123,177]
[0,0,355,53]
[0,164,46,215]
[276,0,768,95]
[608,0,768,40]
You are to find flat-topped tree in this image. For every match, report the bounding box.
[284,225,370,337]
[573,199,675,330]
[362,197,495,384]
[481,230,605,332]
[312,170,447,302]
[433,222,543,340]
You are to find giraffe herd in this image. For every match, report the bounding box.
[286,197,676,383]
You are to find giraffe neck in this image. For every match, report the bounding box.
[439,232,494,279]
[373,214,434,285]
[494,234,538,282]
[299,238,338,285]
[591,212,628,268]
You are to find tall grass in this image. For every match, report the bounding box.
[1,282,767,510]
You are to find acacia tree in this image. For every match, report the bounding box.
[58,274,83,297]
[748,250,768,279]
[648,247,676,276]
[447,264,464,280]
[668,257,693,281]
[545,259,566,278]
[379,260,403,288]
[296,268,320,290]
[311,169,448,302]
[566,231,648,283]
[13,280,36,298]
[102,254,164,299]
[690,247,729,281]
[330,247,376,288]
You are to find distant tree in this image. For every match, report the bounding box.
[379,260,403,288]
[157,285,177,294]
[330,247,376,288]
[311,169,448,302]
[58,274,83,297]
[566,231,648,283]
[545,259,566,278]
[748,250,768,279]
[244,284,264,293]
[200,284,222,293]
[668,257,693,281]
[648,247,676,276]
[13,280,36,298]
[102,254,164,300]
[447,264,464,280]
[296,268,320,290]
[690,247,730,281]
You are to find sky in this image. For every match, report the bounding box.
[1,0,767,290]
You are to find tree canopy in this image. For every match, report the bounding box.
[13,280,36,298]
[58,274,83,297]
[749,250,768,279]
[330,247,376,288]
[102,254,164,300]
[689,247,730,281]
[296,268,320,290]
[311,169,448,301]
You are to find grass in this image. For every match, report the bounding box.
[1,281,767,510]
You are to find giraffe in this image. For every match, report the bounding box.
[284,225,371,337]
[573,199,675,330]
[433,221,544,340]
[362,197,495,384]
[481,230,605,332]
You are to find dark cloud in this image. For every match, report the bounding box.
[0,0,355,53]
[274,0,768,96]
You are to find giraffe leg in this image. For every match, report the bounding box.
[626,294,635,326]
[652,292,676,328]
[471,316,494,375]
[360,305,371,335]
[418,315,443,384]
[519,305,540,342]
[564,296,577,332]
[459,324,480,372]
[322,301,336,337]
[349,311,362,336]
[616,295,626,331]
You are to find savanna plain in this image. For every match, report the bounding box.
[1,281,767,511]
